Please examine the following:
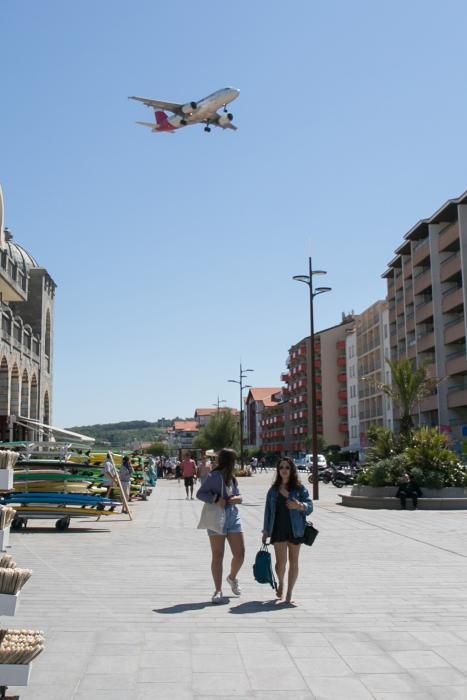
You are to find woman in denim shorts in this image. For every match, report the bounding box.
[196,448,245,604]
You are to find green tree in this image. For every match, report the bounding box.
[365,425,402,463]
[304,434,326,453]
[369,358,438,436]
[192,411,239,452]
[146,441,167,456]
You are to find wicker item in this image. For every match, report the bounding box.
[0,629,44,664]
[0,555,15,569]
[0,568,32,595]
[0,507,16,530]
[0,451,19,470]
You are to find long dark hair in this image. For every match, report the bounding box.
[212,448,237,485]
[272,457,301,492]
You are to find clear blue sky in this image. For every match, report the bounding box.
[2,0,467,427]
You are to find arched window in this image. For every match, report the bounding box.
[43,390,50,425]
[20,369,29,417]
[45,309,51,373]
[30,374,38,420]
[10,364,20,417]
[0,358,9,415]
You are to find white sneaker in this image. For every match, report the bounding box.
[211,590,224,604]
[226,575,241,596]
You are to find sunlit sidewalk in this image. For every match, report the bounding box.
[8,473,467,699]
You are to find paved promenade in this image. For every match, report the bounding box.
[7,473,467,699]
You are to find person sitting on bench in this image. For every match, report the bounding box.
[396,473,422,510]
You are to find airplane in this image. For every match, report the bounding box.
[129,87,240,134]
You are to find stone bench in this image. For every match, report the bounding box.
[339,494,467,510]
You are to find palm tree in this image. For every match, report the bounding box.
[378,358,438,436]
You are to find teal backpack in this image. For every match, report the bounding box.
[253,545,277,590]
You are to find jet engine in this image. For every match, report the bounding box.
[218,113,233,127]
[181,101,198,115]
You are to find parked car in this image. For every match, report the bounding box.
[304,454,327,472]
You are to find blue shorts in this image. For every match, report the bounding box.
[208,505,243,537]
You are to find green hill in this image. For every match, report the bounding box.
[66,419,178,448]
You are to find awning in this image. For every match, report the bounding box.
[14,416,95,444]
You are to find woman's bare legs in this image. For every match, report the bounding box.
[273,542,288,598]
[286,543,301,602]
[226,532,245,580]
[209,535,226,592]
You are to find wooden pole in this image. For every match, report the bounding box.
[109,453,132,521]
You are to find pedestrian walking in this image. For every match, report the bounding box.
[262,457,313,604]
[103,452,119,499]
[197,452,212,485]
[119,455,133,513]
[196,448,245,604]
[259,457,267,473]
[396,473,423,510]
[181,453,197,499]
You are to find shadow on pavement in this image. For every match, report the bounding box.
[229,600,288,614]
[154,600,230,614]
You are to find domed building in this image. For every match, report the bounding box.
[0,184,56,441]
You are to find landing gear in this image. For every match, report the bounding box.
[180,118,187,126]
[223,105,228,113]
[204,125,211,133]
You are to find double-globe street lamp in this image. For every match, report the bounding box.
[228,364,254,469]
[293,257,331,500]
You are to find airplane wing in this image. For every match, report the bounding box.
[208,114,238,131]
[129,96,183,115]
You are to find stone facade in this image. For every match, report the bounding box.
[0,184,56,440]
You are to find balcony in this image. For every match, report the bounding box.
[338,373,347,384]
[419,394,438,412]
[337,357,346,367]
[414,269,432,295]
[280,372,290,382]
[339,423,349,433]
[413,238,430,267]
[440,253,461,282]
[338,390,347,400]
[438,221,459,252]
[446,353,467,376]
[417,331,435,353]
[447,387,467,409]
[442,287,464,314]
[416,299,433,324]
[338,406,348,417]
[444,319,465,345]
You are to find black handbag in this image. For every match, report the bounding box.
[303,522,319,546]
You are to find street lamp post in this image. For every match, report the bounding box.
[212,396,227,412]
[228,363,254,469]
[293,257,331,500]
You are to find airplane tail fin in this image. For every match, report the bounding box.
[154,110,169,126]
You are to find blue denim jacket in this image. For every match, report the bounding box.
[196,470,240,504]
[263,485,313,539]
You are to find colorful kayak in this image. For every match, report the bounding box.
[2,493,120,507]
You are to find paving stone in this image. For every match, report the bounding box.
[6,476,467,699]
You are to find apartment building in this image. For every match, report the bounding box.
[167,420,199,451]
[383,190,467,446]
[346,301,393,453]
[258,390,285,455]
[194,407,238,427]
[283,314,355,454]
[245,388,281,449]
